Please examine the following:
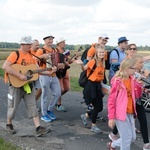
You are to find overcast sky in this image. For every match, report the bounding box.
[0,0,150,46]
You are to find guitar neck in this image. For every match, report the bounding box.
[67,54,76,63]
[67,46,83,63]
[32,68,52,74]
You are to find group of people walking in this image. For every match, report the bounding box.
[75,34,150,150]
[2,34,150,150]
[2,35,71,137]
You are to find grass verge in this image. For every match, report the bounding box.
[0,137,20,150]
[70,76,83,91]
[0,68,4,77]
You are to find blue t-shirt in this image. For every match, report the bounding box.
[109,47,126,81]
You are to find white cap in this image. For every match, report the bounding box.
[56,37,66,44]
[99,33,109,39]
[20,36,33,44]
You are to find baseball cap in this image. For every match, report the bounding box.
[20,36,33,44]
[43,34,55,40]
[56,37,66,44]
[99,33,109,39]
[118,36,129,44]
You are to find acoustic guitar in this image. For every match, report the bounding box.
[8,64,51,88]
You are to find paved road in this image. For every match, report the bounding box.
[0,79,150,150]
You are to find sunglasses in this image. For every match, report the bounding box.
[129,48,137,51]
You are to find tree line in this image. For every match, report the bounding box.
[0,42,150,51]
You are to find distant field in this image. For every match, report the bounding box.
[1,50,150,78]
[137,51,150,56]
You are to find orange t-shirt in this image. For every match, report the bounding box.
[30,49,36,55]
[4,49,36,83]
[36,46,56,76]
[87,59,105,82]
[123,78,134,114]
[7,49,36,65]
[87,43,107,60]
[87,44,96,58]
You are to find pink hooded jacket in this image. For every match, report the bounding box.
[107,76,142,121]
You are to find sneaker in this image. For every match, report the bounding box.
[6,124,16,134]
[108,132,119,141]
[47,110,56,120]
[41,115,52,122]
[135,127,141,133]
[143,143,150,150]
[91,126,103,133]
[56,105,67,112]
[80,114,88,126]
[88,104,94,111]
[36,126,51,137]
[107,142,116,150]
[96,116,106,122]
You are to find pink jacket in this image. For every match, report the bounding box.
[107,76,142,121]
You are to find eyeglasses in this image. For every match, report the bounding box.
[129,48,137,51]
[102,39,108,43]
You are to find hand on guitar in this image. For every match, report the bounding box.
[18,74,27,81]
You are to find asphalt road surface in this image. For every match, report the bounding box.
[0,79,150,150]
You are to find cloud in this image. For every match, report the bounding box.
[0,0,150,46]
[42,0,101,7]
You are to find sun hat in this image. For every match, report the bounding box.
[118,36,129,44]
[43,34,55,40]
[56,37,66,44]
[20,36,33,44]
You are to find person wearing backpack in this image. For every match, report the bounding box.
[109,36,129,82]
[75,44,105,133]
[82,34,109,117]
[81,33,109,65]
[86,33,109,62]
[2,36,51,136]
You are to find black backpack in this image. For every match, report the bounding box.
[81,46,119,70]
[105,49,119,70]
[14,50,20,64]
[81,46,93,62]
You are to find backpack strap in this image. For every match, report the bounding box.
[41,47,55,54]
[113,48,119,60]
[41,47,46,54]
[87,59,96,78]
[14,50,20,64]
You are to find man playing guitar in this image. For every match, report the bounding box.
[2,36,51,136]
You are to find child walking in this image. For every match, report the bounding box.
[107,58,143,150]
[75,44,105,133]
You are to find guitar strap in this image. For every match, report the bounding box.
[29,51,52,65]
